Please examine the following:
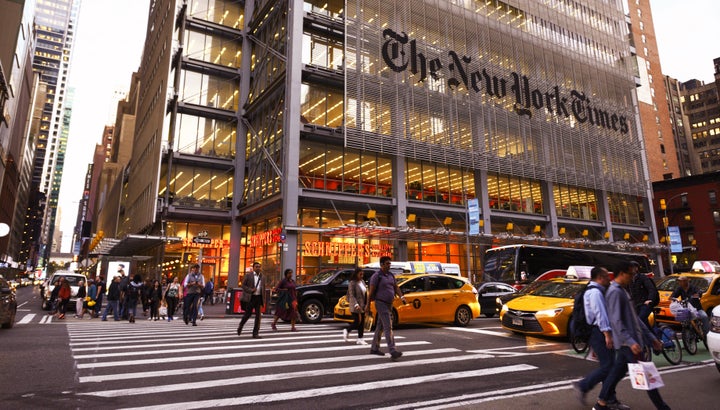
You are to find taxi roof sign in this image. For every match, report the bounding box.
[691,260,720,273]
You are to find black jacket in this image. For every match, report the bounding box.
[107,281,121,301]
[630,273,659,308]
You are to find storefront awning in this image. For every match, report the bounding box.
[90,234,182,257]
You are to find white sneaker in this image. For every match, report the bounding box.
[356,339,367,345]
[342,329,349,342]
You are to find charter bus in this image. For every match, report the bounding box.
[483,244,652,287]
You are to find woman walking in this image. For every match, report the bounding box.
[74,280,87,318]
[147,280,163,321]
[57,279,71,319]
[164,276,181,321]
[343,268,367,344]
[271,269,298,332]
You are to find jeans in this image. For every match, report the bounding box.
[601,346,669,409]
[183,293,201,323]
[347,311,365,338]
[697,310,710,334]
[102,300,119,321]
[127,298,138,319]
[371,301,397,353]
[579,326,615,397]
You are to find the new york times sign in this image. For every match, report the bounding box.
[381,28,629,135]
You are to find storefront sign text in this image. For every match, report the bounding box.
[183,238,228,248]
[304,242,393,258]
[249,228,282,247]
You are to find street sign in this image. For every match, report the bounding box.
[467,198,480,235]
[192,237,212,244]
[668,226,683,253]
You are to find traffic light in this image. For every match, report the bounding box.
[659,198,666,210]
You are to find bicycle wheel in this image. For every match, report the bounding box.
[570,331,589,354]
[660,326,682,365]
[682,325,698,355]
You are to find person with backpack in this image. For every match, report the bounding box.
[572,266,624,408]
[629,261,659,330]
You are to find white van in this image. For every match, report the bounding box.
[363,261,461,276]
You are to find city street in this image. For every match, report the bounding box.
[2,285,718,409]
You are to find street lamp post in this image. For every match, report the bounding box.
[661,192,687,276]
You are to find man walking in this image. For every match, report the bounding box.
[629,261,659,330]
[182,264,205,326]
[237,262,266,338]
[366,256,406,361]
[595,261,669,410]
[101,276,121,321]
[573,267,620,407]
[93,275,106,318]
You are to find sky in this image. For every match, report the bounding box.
[58,0,149,252]
[650,0,720,83]
[56,0,720,253]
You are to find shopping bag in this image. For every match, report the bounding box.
[628,361,664,390]
[363,315,374,332]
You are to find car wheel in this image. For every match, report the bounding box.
[300,299,324,324]
[454,305,472,327]
[391,309,398,327]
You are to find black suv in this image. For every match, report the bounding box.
[296,267,376,324]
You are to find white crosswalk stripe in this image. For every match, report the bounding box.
[66,320,539,408]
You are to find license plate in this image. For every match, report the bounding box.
[512,317,523,326]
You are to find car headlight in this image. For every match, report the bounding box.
[535,308,564,318]
[711,313,720,333]
[501,304,509,313]
[496,297,502,305]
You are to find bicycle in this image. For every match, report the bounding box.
[642,323,683,365]
[672,299,707,355]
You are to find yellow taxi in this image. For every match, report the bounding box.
[654,272,720,324]
[500,277,587,337]
[334,273,480,326]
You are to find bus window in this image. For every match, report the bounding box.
[484,244,652,287]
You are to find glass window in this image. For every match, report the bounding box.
[299,140,393,197]
[709,191,717,205]
[188,0,244,29]
[184,29,242,67]
[174,113,236,158]
[300,83,344,128]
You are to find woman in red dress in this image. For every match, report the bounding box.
[271,269,298,332]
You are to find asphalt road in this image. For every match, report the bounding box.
[2,285,718,409]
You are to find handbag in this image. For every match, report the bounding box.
[628,361,664,390]
[363,315,374,332]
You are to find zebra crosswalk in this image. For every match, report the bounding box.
[66,320,540,408]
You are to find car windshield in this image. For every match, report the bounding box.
[308,269,337,284]
[56,275,83,286]
[519,280,552,295]
[656,276,710,292]
[532,282,585,298]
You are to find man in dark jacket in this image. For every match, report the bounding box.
[101,276,121,321]
[93,276,106,318]
[629,262,659,329]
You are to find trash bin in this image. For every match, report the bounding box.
[225,288,270,314]
[226,288,245,315]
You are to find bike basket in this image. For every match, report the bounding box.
[674,308,691,322]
